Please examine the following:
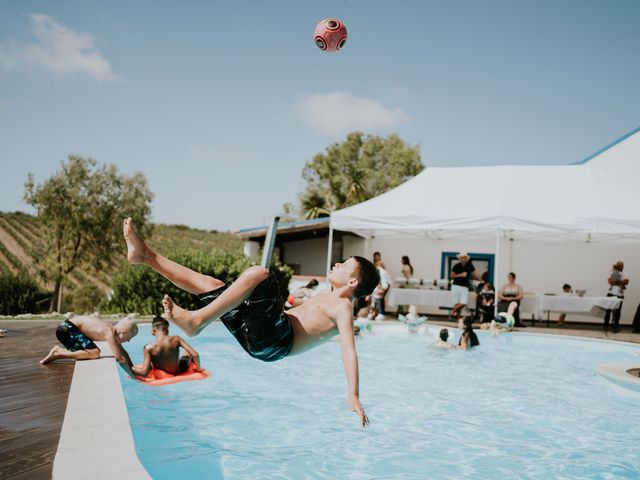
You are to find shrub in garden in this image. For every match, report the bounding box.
[0,274,49,315]
[65,284,107,314]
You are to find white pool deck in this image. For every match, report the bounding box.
[52,324,640,480]
[53,341,151,479]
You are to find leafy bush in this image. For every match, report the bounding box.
[0,274,49,315]
[105,249,292,315]
[64,284,107,314]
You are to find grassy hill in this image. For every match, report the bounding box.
[0,211,243,295]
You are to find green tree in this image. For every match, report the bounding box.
[24,155,153,312]
[287,132,423,219]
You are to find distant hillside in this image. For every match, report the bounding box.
[0,211,243,293]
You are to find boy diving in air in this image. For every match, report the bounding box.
[123,217,378,426]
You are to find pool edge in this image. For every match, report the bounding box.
[596,363,640,391]
[53,341,152,480]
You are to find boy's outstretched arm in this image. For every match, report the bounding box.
[178,337,201,371]
[336,305,370,427]
[131,346,153,377]
[105,330,137,378]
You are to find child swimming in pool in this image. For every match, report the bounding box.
[132,316,202,378]
[432,328,456,349]
[123,218,378,426]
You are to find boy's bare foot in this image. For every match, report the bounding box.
[123,217,148,264]
[40,346,60,364]
[162,295,198,336]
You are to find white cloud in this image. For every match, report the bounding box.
[0,14,121,83]
[186,145,238,165]
[296,91,409,135]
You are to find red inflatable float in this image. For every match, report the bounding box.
[137,362,210,387]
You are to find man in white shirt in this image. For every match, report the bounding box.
[604,260,628,332]
[368,266,392,321]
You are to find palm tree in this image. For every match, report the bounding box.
[342,164,369,208]
[301,190,331,219]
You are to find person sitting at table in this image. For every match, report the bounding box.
[557,283,573,326]
[498,272,526,328]
[478,282,495,323]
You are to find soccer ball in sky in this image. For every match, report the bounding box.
[314,18,348,52]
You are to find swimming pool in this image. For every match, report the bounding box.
[120,324,640,479]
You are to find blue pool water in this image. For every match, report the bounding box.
[119,324,640,479]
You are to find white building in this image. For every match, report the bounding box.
[240,127,640,324]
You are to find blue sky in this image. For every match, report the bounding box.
[1,1,639,231]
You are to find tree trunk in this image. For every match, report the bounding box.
[50,276,62,312]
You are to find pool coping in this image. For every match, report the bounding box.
[53,323,640,480]
[595,363,640,391]
[53,341,151,480]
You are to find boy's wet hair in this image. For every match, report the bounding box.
[351,256,380,299]
[439,328,449,341]
[152,316,169,331]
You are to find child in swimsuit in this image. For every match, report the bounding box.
[40,315,138,377]
[123,217,379,426]
[132,316,202,378]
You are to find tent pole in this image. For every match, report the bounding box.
[494,229,501,316]
[261,216,280,268]
[326,227,334,279]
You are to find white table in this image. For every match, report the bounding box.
[537,295,622,326]
[516,295,543,318]
[541,295,622,313]
[387,288,477,309]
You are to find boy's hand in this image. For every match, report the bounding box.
[348,396,369,427]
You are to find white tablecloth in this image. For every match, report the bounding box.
[388,289,543,316]
[517,295,543,317]
[386,290,621,319]
[540,295,622,313]
[387,288,477,309]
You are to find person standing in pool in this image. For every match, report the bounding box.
[123,218,378,426]
[458,318,480,350]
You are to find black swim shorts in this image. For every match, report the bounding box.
[56,320,99,352]
[198,272,293,362]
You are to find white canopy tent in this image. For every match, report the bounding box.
[327,127,640,298]
[580,126,640,193]
[330,163,640,239]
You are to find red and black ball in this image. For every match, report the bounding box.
[314,18,347,52]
